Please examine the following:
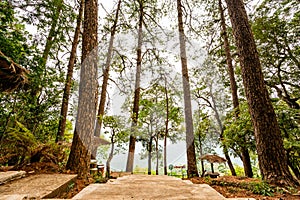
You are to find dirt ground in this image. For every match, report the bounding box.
[189,176,300,200]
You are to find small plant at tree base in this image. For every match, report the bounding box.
[204,176,212,184]
[67,181,75,191]
[93,172,107,183]
[228,186,240,193]
[250,182,274,196]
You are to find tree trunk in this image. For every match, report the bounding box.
[198,135,205,177]
[218,0,239,111]
[224,0,298,186]
[164,76,169,175]
[241,146,253,177]
[66,0,98,180]
[106,133,115,178]
[56,0,84,142]
[209,84,237,176]
[66,129,90,178]
[176,0,198,177]
[163,131,167,175]
[155,134,159,175]
[223,148,236,176]
[211,163,214,173]
[126,0,143,173]
[94,0,122,137]
[148,136,152,175]
[92,0,122,157]
[219,0,252,177]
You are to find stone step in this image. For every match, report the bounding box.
[0,174,77,200]
[0,171,26,185]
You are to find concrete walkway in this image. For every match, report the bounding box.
[73,175,226,200]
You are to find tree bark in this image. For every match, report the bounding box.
[224,0,298,186]
[219,0,252,177]
[66,0,98,180]
[148,135,153,175]
[56,0,84,142]
[223,147,236,176]
[164,75,169,175]
[197,132,205,177]
[126,0,144,173]
[176,0,198,177]
[240,146,253,177]
[163,130,167,175]
[155,134,159,175]
[66,129,90,178]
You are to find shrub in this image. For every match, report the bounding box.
[250,182,274,196]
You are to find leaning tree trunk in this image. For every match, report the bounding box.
[126,0,144,173]
[66,0,98,180]
[218,0,252,177]
[106,133,115,178]
[92,0,122,158]
[224,0,298,186]
[94,0,122,137]
[222,146,236,176]
[218,0,239,112]
[208,83,237,176]
[56,0,84,142]
[176,0,199,177]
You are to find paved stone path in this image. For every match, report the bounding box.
[73,175,227,200]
